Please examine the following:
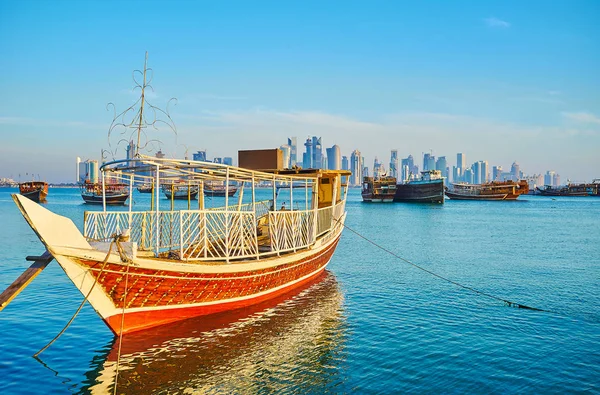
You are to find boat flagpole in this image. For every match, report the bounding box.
[135,52,148,157]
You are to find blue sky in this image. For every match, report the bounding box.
[1,0,598,182]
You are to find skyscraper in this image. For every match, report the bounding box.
[303,138,313,169]
[511,161,520,181]
[389,150,398,179]
[373,157,384,178]
[350,150,362,186]
[89,160,99,183]
[423,153,435,171]
[341,156,349,171]
[435,156,447,178]
[312,136,323,169]
[544,170,560,186]
[463,167,474,184]
[126,140,136,167]
[457,153,466,169]
[76,156,81,183]
[472,161,481,184]
[280,144,291,168]
[193,150,207,162]
[326,145,341,170]
[287,137,297,167]
[456,153,466,181]
[480,160,489,183]
[493,165,503,181]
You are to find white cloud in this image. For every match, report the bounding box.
[562,112,600,125]
[484,17,511,28]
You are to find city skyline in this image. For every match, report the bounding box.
[1,1,598,183]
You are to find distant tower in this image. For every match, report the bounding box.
[456,153,466,181]
[89,160,99,183]
[350,150,362,186]
[312,136,323,169]
[326,145,341,170]
[76,156,81,183]
[511,161,520,181]
[280,144,291,168]
[480,160,489,183]
[287,137,297,167]
[126,140,136,162]
[78,160,88,183]
[436,156,447,178]
[193,150,207,162]
[389,150,398,179]
[472,162,481,184]
[493,165,503,181]
[303,138,313,169]
[342,156,349,171]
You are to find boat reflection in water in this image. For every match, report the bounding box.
[84,271,346,394]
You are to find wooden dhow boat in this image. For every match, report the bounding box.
[445,180,529,201]
[204,182,238,197]
[361,176,397,202]
[394,170,445,204]
[136,183,153,193]
[535,184,592,197]
[10,156,350,335]
[19,181,48,202]
[80,181,129,205]
[161,183,199,200]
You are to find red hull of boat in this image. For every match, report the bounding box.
[104,265,329,334]
[72,236,340,335]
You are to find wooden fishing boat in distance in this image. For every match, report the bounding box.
[535,184,591,196]
[136,184,153,193]
[80,182,129,205]
[394,170,444,204]
[162,183,199,200]
[361,176,396,202]
[19,181,48,202]
[445,180,529,201]
[204,183,238,197]
[12,155,350,335]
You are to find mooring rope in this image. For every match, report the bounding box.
[33,236,119,357]
[113,240,132,395]
[338,220,550,312]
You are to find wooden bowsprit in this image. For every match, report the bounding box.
[0,251,54,312]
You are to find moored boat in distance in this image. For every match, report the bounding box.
[445,180,529,201]
[162,183,199,200]
[137,183,153,193]
[535,183,594,197]
[394,170,444,204]
[80,181,129,205]
[361,176,396,202]
[19,181,48,202]
[204,183,238,197]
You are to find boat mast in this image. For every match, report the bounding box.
[135,52,148,157]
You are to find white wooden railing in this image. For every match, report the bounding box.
[83,199,346,261]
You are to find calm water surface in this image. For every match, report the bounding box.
[0,187,598,393]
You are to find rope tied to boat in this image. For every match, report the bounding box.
[336,218,550,313]
[33,233,129,358]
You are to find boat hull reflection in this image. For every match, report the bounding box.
[85,271,346,394]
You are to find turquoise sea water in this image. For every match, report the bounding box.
[0,187,598,393]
